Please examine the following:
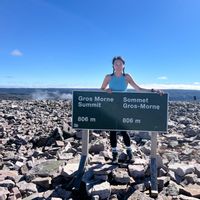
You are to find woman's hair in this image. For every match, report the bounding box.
[112,56,125,65]
[111,56,125,76]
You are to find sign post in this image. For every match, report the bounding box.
[150,131,158,197]
[71,129,89,190]
[72,90,168,196]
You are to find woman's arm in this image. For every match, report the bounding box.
[125,74,147,91]
[101,75,112,92]
[126,74,163,93]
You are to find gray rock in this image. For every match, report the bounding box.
[29,160,64,177]
[61,163,79,178]
[89,139,106,154]
[112,168,131,184]
[32,177,52,189]
[127,190,154,200]
[157,176,170,191]
[179,194,200,200]
[10,187,22,199]
[194,164,200,177]
[0,179,15,189]
[128,164,145,179]
[164,180,180,196]
[183,173,198,185]
[185,124,200,137]
[168,170,182,184]
[93,164,118,175]
[62,122,75,138]
[89,181,111,200]
[168,163,194,177]
[179,184,200,198]
[89,155,106,165]
[110,185,129,198]
[17,181,37,194]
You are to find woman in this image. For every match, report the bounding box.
[101,56,161,163]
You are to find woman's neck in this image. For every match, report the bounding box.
[114,72,123,77]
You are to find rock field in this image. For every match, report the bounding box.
[0,100,200,200]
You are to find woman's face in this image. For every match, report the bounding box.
[113,59,124,72]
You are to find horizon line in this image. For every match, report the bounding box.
[0,88,200,91]
[1,84,200,90]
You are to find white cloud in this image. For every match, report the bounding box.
[138,83,200,90]
[193,82,200,85]
[10,49,23,56]
[157,76,168,80]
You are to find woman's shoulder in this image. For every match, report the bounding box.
[104,74,112,81]
[124,73,132,79]
[124,73,132,77]
[105,74,113,78]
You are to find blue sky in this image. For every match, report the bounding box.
[0,0,200,89]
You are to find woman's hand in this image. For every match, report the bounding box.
[151,89,164,95]
[105,88,112,93]
[101,87,112,93]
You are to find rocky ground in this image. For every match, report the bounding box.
[0,100,200,200]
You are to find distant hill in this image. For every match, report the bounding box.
[0,88,199,101]
[164,89,200,101]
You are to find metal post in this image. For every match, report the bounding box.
[70,129,89,190]
[82,129,89,160]
[150,131,158,197]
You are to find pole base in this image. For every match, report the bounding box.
[150,190,158,198]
